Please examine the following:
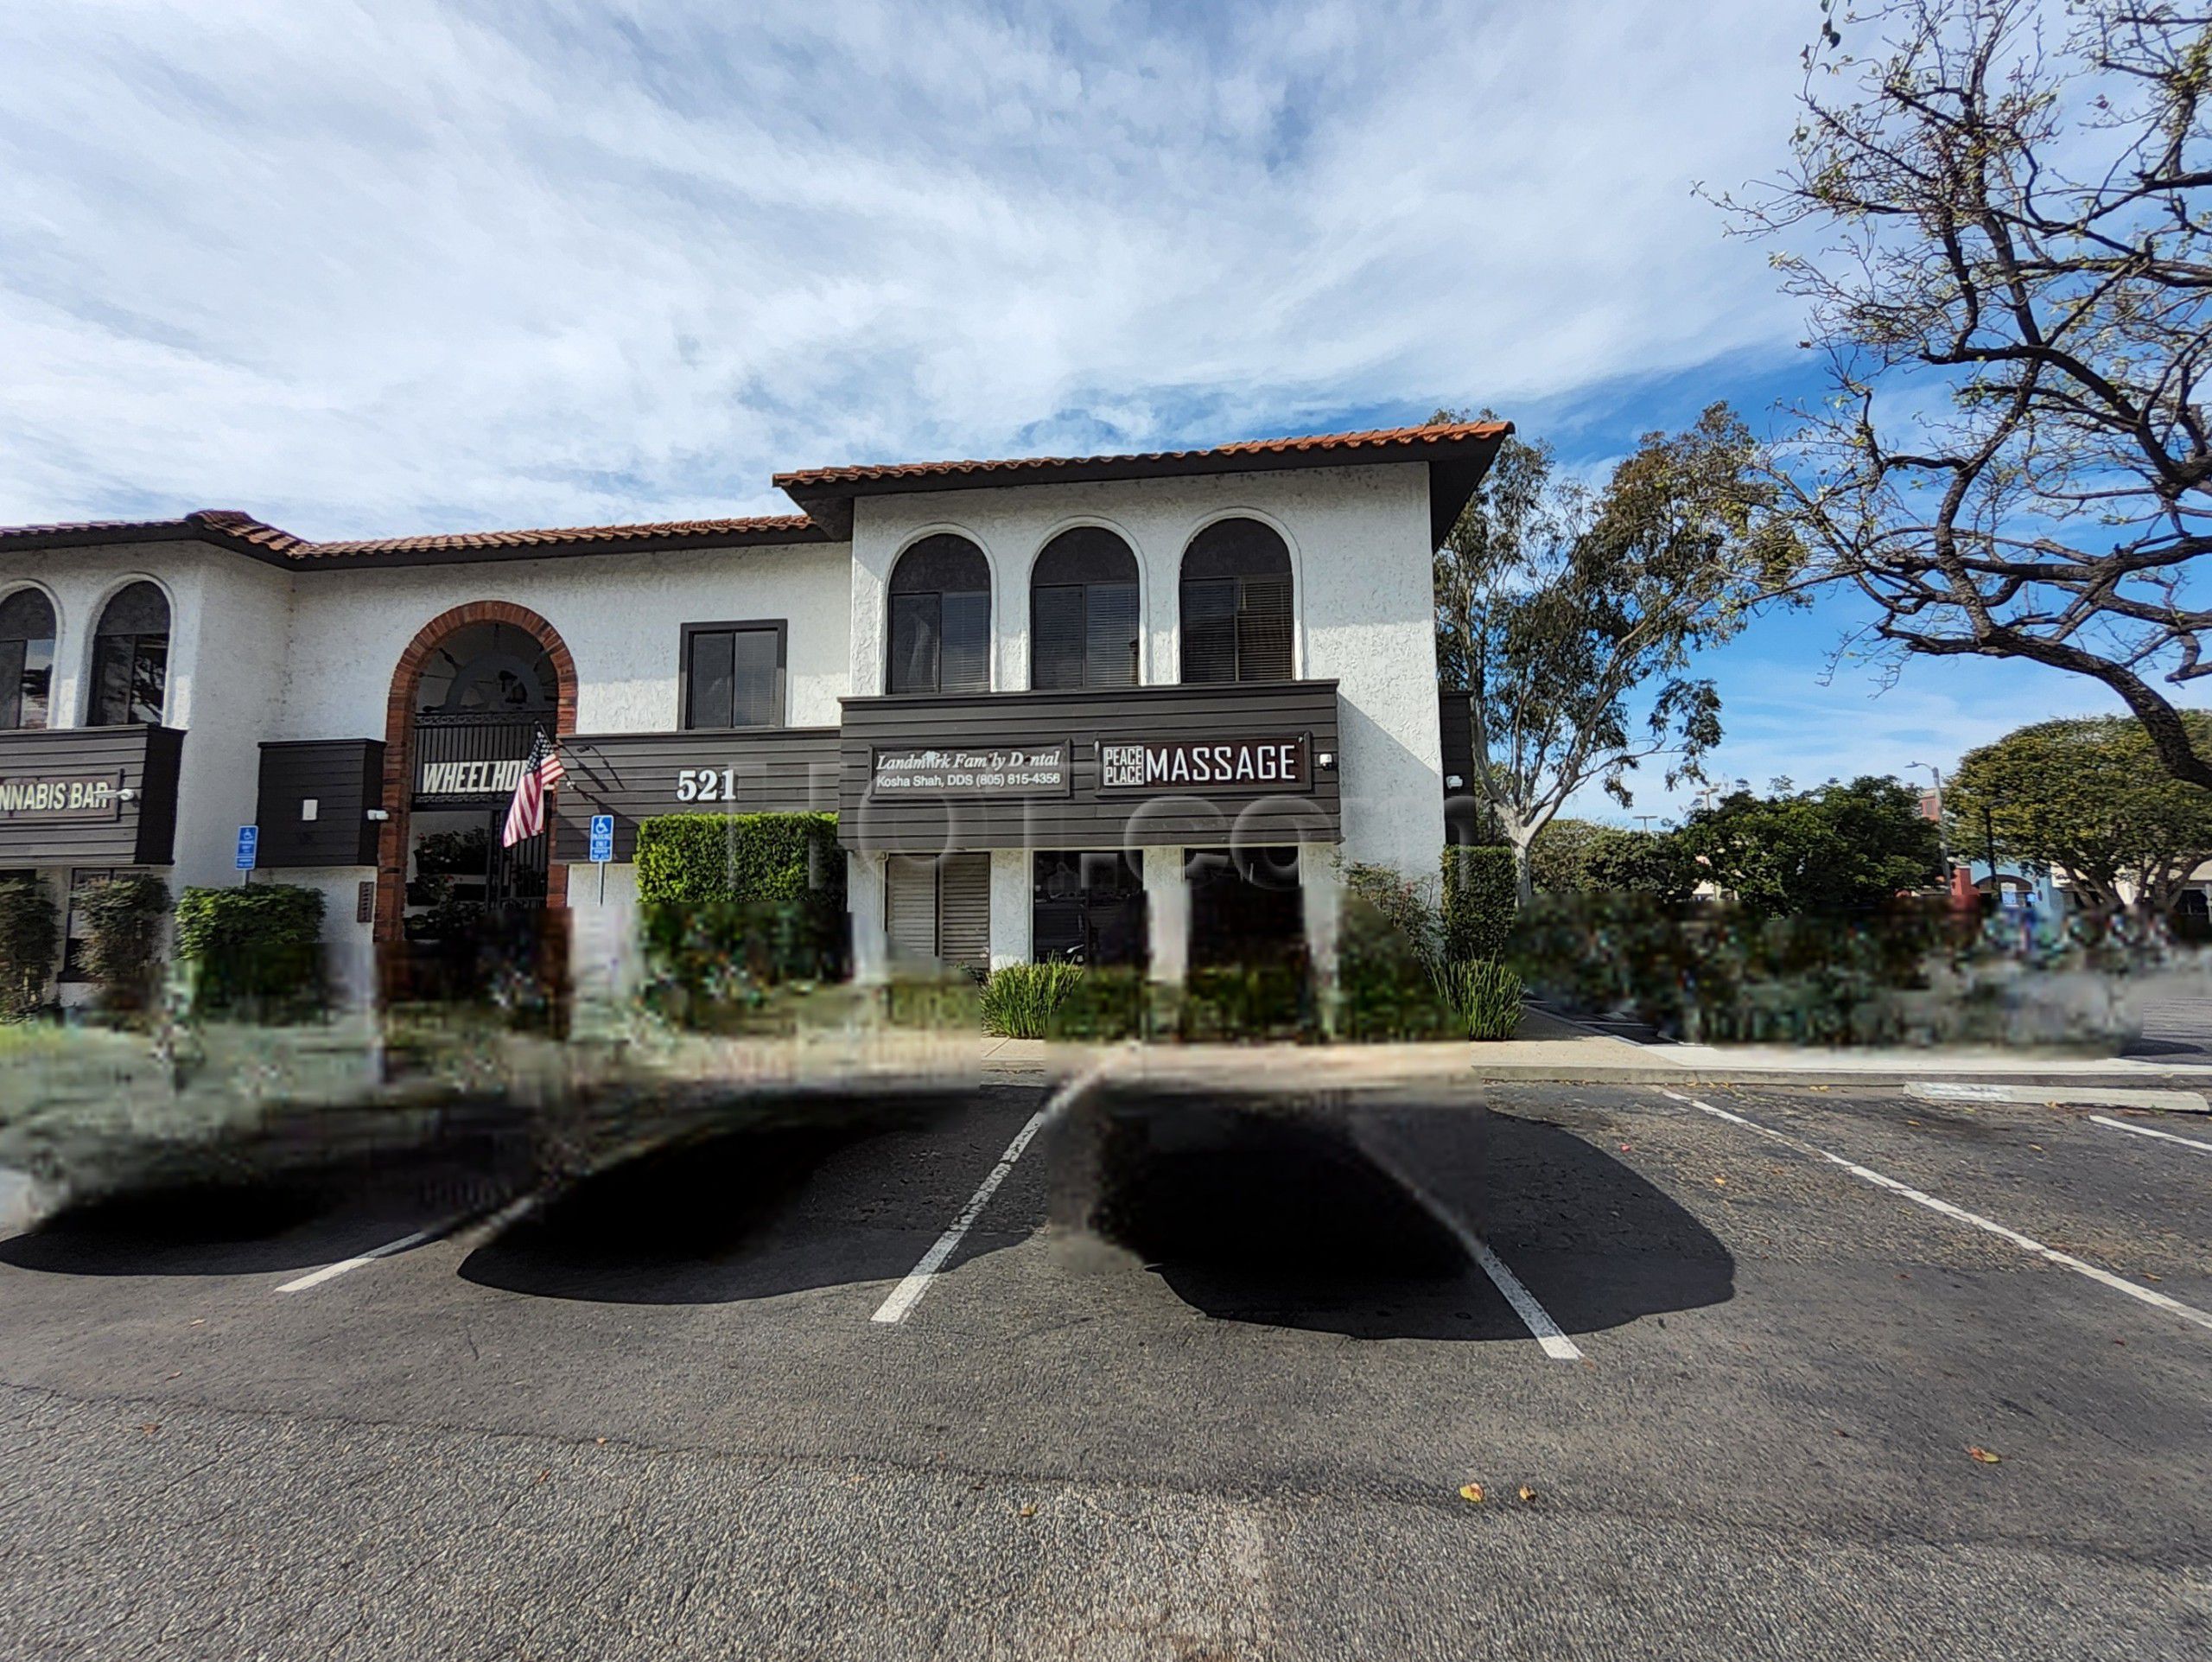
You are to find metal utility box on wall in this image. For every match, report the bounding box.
[254,739,385,867]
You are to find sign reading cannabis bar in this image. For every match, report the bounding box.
[1097,735,1312,793]
[869,742,1072,799]
[0,771,125,822]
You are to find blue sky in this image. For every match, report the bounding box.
[0,0,2127,818]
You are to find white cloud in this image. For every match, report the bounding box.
[0,0,1814,537]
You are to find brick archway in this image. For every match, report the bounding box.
[375,601,578,945]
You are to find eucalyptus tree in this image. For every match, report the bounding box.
[1434,404,1796,905]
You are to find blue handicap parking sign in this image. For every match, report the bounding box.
[588,813,615,863]
[234,825,259,870]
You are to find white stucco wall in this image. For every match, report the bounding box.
[847,462,1445,877]
[274,540,854,740]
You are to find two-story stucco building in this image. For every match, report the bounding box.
[0,419,1509,1005]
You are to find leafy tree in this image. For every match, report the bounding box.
[1947,713,2212,913]
[1585,828,1703,902]
[1528,818,1608,893]
[1718,0,2212,787]
[1681,776,1944,915]
[1434,404,1798,905]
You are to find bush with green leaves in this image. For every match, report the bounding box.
[174,883,327,1019]
[634,813,847,1016]
[981,961,1085,1038]
[1440,844,1516,959]
[1432,956,1525,1041]
[1583,828,1700,901]
[79,874,170,1014]
[0,876,58,1019]
[1529,818,1607,894]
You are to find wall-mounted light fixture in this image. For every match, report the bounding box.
[1317,751,1338,772]
[365,808,391,822]
[1445,774,1465,789]
[116,787,140,803]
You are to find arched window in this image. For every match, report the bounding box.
[89,582,169,726]
[1030,527,1139,690]
[888,535,991,694]
[0,588,56,729]
[1179,519,1292,684]
[413,622,558,715]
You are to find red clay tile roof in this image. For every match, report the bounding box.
[0,508,824,565]
[774,419,1513,539]
[0,419,1512,565]
[775,419,1510,489]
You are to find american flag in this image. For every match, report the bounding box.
[501,729,565,848]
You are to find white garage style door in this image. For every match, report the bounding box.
[884,852,989,973]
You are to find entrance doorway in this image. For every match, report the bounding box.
[1033,850,1146,968]
[379,607,572,1006]
[1186,845,1304,969]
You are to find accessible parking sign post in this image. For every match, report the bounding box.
[589,812,613,902]
[235,824,258,885]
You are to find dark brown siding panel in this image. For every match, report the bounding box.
[255,739,385,867]
[0,725,182,866]
[1437,691,1473,793]
[550,728,841,862]
[837,681,1341,852]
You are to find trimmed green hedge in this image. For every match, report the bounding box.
[174,883,327,1018]
[635,813,848,1014]
[79,873,170,1014]
[0,876,58,1019]
[1440,844,1515,959]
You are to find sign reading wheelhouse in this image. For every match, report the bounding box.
[869,742,1072,799]
[1098,735,1312,793]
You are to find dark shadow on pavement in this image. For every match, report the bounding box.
[456,1105,959,1306]
[1064,1092,1734,1342]
[1,1179,405,1277]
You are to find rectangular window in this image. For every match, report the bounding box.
[1181,576,1290,685]
[682,622,785,729]
[888,593,941,694]
[89,634,164,726]
[1179,579,1237,685]
[61,868,119,982]
[1084,582,1140,688]
[0,639,21,729]
[939,592,991,693]
[1031,586,1088,691]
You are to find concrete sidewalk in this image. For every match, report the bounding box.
[976,1008,2212,1099]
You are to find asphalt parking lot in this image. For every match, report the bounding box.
[3,1074,2209,1660]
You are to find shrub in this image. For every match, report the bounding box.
[1176,962,1313,1042]
[1529,818,1607,894]
[1440,845,1516,958]
[982,961,1085,1038]
[1432,958,1525,1041]
[635,813,847,1014]
[0,876,58,1019]
[174,883,327,1019]
[1583,829,1701,901]
[79,874,170,1013]
[1338,895,1460,1041]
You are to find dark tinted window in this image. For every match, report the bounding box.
[684,623,784,728]
[90,582,168,726]
[0,587,55,729]
[1031,527,1139,690]
[1179,519,1292,684]
[887,535,991,693]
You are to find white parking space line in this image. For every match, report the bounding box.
[1463,1233,1584,1362]
[873,1060,1121,1327]
[1657,1088,2212,1337]
[276,1225,448,1293]
[2092,1114,2212,1156]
